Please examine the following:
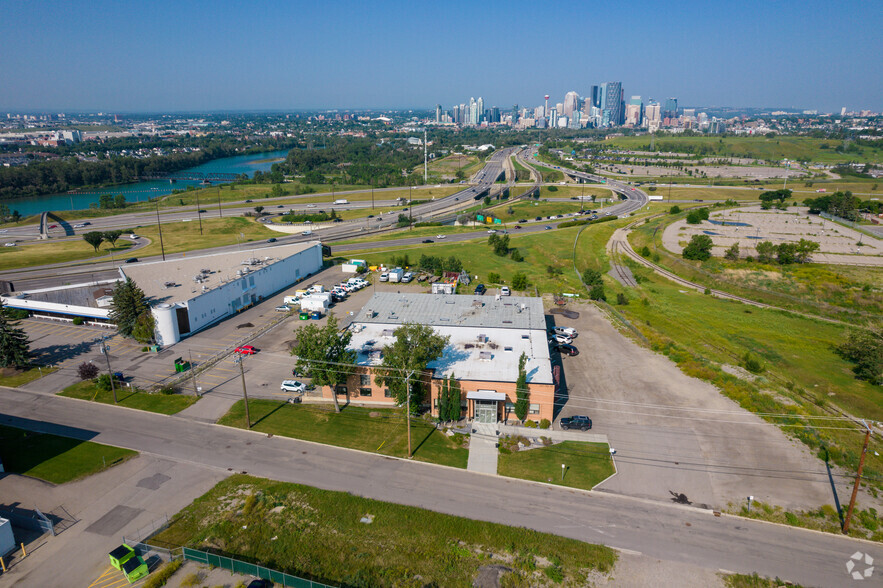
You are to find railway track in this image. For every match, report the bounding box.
[609,241,639,288]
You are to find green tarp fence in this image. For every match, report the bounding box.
[182,547,335,588]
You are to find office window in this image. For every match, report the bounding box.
[335,385,348,395]
[360,374,371,386]
[505,402,515,412]
[529,403,540,415]
[359,388,372,397]
[384,388,392,398]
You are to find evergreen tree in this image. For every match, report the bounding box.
[109,278,151,339]
[514,352,530,422]
[0,300,30,368]
[447,375,462,421]
[437,376,450,421]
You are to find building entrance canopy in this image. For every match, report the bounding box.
[466,390,507,402]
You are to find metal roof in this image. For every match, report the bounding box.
[353,292,546,331]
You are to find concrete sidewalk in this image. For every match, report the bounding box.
[466,423,499,475]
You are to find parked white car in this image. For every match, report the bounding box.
[379,272,389,282]
[551,326,578,337]
[549,333,573,345]
[500,286,510,296]
[281,380,306,393]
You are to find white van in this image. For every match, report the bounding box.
[334,199,349,205]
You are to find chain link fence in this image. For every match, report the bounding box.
[183,547,335,588]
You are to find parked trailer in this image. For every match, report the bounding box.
[300,295,330,313]
[388,268,405,283]
[334,199,349,205]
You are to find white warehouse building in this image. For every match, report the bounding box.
[121,242,323,345]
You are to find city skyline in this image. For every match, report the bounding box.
[1,0,881,112]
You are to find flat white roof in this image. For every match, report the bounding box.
[348,322,553,385]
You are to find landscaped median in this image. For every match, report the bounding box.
[217,400,468,468]
[61,379,198,415]
[0,424,137,484]
[498,440,615,490]
[149,474,617,587]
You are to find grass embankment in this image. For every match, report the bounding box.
[128,216,276,258]
[218,400,468,468]
[428,153,481,179]
[498,441,615,490]
[0,240,132,271]
[334,225,490,246]
[629,212,883,319]
[722,572,806,588]
[603,135,883,165]
[150,474,617,587]
[601,229,883,490]
[0,424,136,484]
[536,185,612,200]
[61,380,198,415]
[648,185,880,202]
[726,499,881,542]
[0,365,56,387]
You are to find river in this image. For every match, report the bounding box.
[6,150,290,216]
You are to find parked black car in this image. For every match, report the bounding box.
[474,284,486,295]
[560,415,592,431]
[555,343,579,356]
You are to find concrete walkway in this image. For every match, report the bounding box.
[466,422,499,475]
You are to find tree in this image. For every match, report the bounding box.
[685,208,709,224]
[374,323,449,414]
[254,205,264,215]
[291,313,356,413]
[270,184,284,198]
[437,373,462,422]
[682,234,713,261]
[755,241,776,264]
[511,272,528,291]
[514,352,530,422]
[103,230,123,247]
[510,249,524,262]
[836,326,882,385]
[582,268,603,286]
[487,272,501,284]
[131,311,156,344]
[0,300,29,368]
[724,242,740,261]
[589,283,606,301]
[794,239,820,263]
[113,193,127,209]
[109,278,151,339]
[77,361,99,380]
[775,242,797,265]
[83,231,104,252]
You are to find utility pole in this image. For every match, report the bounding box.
[405,370,413,458]
[237,353,251,429]
[409,184,412,230]
[217,187,222,218]
[189,350,199,397]
[842,421,872,534]
[155,201,166,261]
[101,337,117,404]
[371,178,375,211]
[195,191,203,235]
[424,129,428,184]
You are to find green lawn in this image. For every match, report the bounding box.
[150,474,617,587]
[0,366,56,387]
[61,380,198,415]
[489,201,588,222]
[127,216,277,258]
[0,424,136,484]
[217,400,468,468]
[603,135,883,165]
[537,185,612,200]
[499,442,615,490]
[0,240,132,271]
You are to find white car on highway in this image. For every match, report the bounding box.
[436,234,446,239]
[3,242,16,247]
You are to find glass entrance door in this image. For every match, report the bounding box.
[475,400,498,423]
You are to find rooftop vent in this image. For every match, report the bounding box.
[504,346,513,352]
[477,334,488,343]
[479,351,492,361]
[381,329,395,337]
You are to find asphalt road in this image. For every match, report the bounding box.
[1,386,877,587]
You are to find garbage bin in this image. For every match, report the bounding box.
[108,544,135,570]
[174,357,191,372]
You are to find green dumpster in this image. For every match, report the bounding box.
[108,544,135,570]
[174,357,191,372]
[122,555,149,583]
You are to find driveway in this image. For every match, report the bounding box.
[549,302,835,511]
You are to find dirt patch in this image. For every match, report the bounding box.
[550,308,580,319]
[720,364,760,382]
[472,564,512,588]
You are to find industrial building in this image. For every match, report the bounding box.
[1,241,323,346]
[321,292,556,423]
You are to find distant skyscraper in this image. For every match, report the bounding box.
[600,82,623,127]
[468,97,477,125]
[544,95,549,118]
[435,104,441,122]
[645,100,661,123]
[512,104,519,124]
[477,97,484,123]
[550,108,559,128]
[663,97,678,120]
[491,106,500,123]
[590,85,601,109]
[625,96,643,126]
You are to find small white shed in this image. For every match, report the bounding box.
[0,517,15,556]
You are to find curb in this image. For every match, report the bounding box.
[717,512,883,547]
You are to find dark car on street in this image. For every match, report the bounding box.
[125,257,139,263]
[560,415,592,431]
[422,239,434,243]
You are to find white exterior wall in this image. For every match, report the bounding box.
[153,304,179,346]
[155,244,322,344]
[0,518,14,557]
[0,296,110,320]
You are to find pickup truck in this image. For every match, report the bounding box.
[560,415,592,431]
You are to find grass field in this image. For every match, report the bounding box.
[218,400,468,468]
[335,223,637,295]
[128,216,277,258]
[428,153,480,179]
[537,185,612,200]
[61,380,198,415]
[491,201,586,221]
[0,424,136,484]
[647,184,880,202]
[603,135,883,165]
[498,441,615,490]
[0,365,56,387]
[149,474,617,587]
[0,239,132,271]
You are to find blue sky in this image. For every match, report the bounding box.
[2,0,880,113]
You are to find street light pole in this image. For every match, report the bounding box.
[195,191,203,235]
[101,337,117,404]
[155,201,166,261]
[405,370,413,458]
[217,187,222,218]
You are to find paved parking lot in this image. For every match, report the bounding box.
[548,301,835,512]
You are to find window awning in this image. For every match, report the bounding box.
[466,390,507,402]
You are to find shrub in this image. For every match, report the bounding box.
[616,292,629,305]
[72,316,84,325]
[510,249,524,262]
[589,283,606,301]
[640,245,651,257]
[523,420,537,428]
[159,386,177,395]
[141,346,148,352]
[143,560,182,588]
[539,418,551,430]
[487,272,501,284]
[3,307,29,320]
[582,268,603,286]
[670,205,681,214]
[547,185,558,192]
[96,373,116,391]
[683,234,713,261]
[77,362,100,381]
[510,272,528,290]
[742,353,764,374]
